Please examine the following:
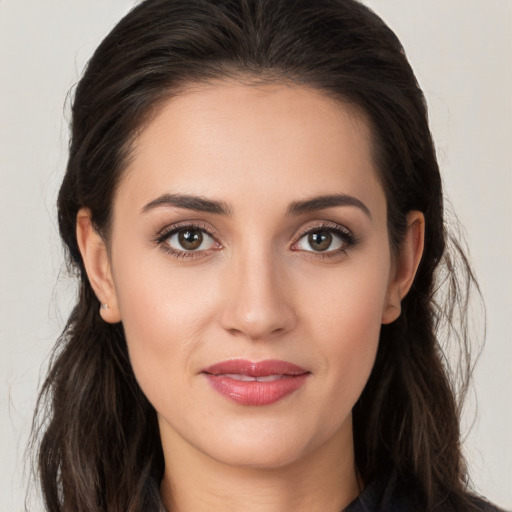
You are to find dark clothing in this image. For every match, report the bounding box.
[343,471,507,512]
[343,471,420,511]
[156,470,507,511]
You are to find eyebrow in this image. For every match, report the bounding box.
[141,193,232,215]
[141,192,370,218]
[286,194,371,217]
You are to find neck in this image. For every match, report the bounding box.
[159,421,361,512]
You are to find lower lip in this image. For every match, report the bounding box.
[203,374,309,406]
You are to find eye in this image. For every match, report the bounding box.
[292,225,356,254]
[166,228,217,252]
[154,224,221,258]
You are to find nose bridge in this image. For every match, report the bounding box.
[220,240,295,340]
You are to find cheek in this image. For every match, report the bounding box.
[299,249,390,344]
[111,252,221,403]
[297,249,391,404]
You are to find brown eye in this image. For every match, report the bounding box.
[178,229,203,250]
[163,227,217,253]
[307,231,333,252]
[293,225,354,254]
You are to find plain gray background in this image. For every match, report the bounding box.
[1,1,511,510]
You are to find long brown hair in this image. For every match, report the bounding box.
[31,0,484,510]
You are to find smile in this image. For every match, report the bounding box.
[202,359,310,406]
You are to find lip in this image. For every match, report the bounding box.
[202,359,310,406]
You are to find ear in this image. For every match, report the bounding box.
[381,211,425,324]
[76,208,121,323]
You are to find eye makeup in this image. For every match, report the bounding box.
[151,218,360,262]
[290,221,360,259]
[152,221,222,260]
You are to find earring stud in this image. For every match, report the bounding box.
[100,303,109,310]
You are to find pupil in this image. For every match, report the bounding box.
[179,230,203,250]
[308,231,332,251]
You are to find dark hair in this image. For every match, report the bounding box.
[32,0,484,511]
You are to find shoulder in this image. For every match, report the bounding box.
[344,471,508,512]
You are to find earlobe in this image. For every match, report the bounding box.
[76,208,122,323]
[382,211,425,325]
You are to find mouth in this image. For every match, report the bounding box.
[202,359,310,406]
[218,374,287,382]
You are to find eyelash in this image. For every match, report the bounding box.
[153,221,358,260]
[153,222,220,259]
[290,222,359,259]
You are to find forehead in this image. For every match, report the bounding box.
[118,81,385,217]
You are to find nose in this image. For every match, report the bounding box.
[219,247,297,341]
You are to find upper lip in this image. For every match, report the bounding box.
[202,359,308,377]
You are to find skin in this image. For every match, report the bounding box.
[77,82,424,512]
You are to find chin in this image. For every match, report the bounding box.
[208,437,309,470]
[196,417,341,471]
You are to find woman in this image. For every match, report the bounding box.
[31,0,505,511]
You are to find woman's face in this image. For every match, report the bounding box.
[86,82,415,469]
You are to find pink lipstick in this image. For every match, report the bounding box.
[202,359,310,406]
